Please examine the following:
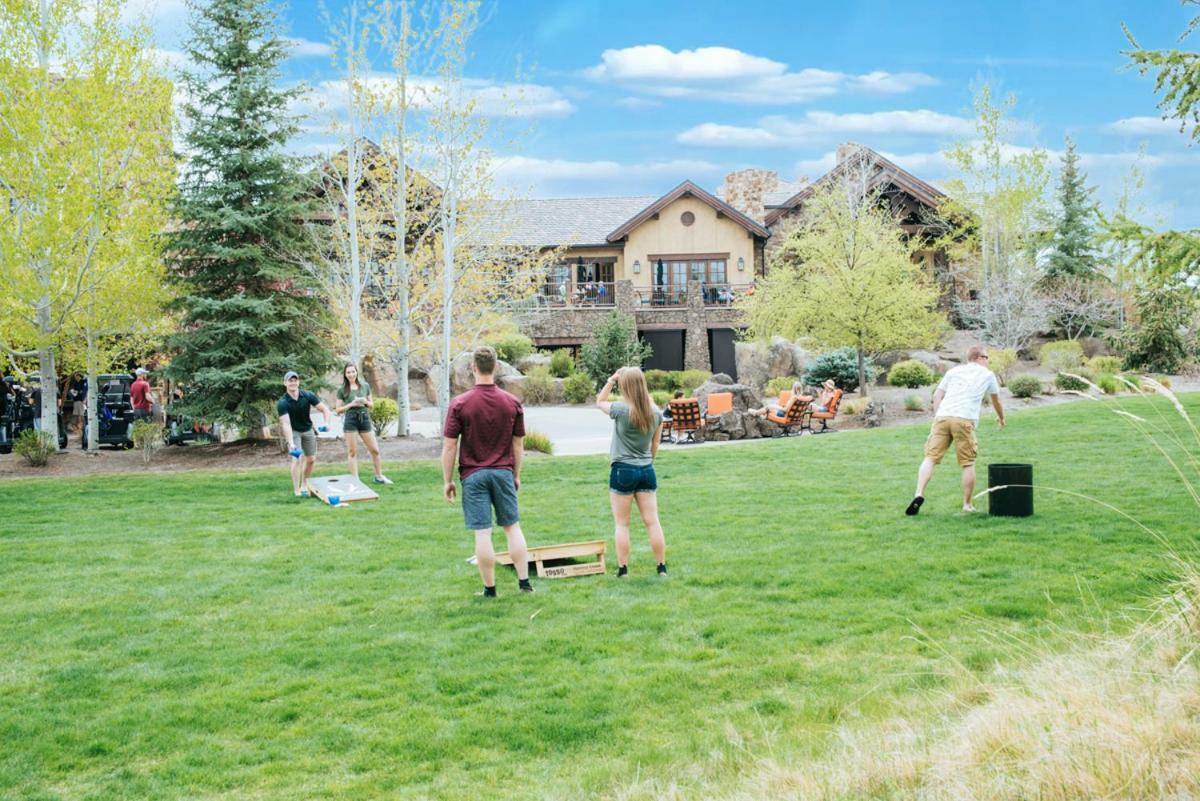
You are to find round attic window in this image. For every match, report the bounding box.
[681,211,695,226]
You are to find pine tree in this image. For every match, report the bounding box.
[1044,137,1098,281]
[165,0,333,435]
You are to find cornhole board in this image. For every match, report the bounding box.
[308,474,379,505]
[494,539,607,579]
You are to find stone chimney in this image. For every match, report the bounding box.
[836,142,864,165]
[721,169,778,223]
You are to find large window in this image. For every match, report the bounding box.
[656,257,727,288]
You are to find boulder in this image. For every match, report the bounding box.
[694,378,760,413]
[499,374,563,405]
[908,349,957,375]
[864,399,886,428]
[450,350,519,396]
[715,410,746,440]
[734,338,811,391]
[514,353,551,374]
[734,341,770,391]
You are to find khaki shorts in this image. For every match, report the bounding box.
[924,416,978,467]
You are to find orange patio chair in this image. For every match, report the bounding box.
[766,394,813,436]
[803,389,844,434]
[667,398,704,444]
[705,391,732,418]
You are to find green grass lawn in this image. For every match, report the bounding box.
[2,394,1198,800]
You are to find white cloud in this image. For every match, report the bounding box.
[294,75,576,120]
[1106,116,1185,136]
[585,44,938,104]
[678,109,975,148]
[491,154,722,196]
[615,96,662,111]
[286,37,333,59]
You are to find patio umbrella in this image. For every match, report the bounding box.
[656,258,664,286]
[576,255,585,283]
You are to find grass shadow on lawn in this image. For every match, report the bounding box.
[1,394,1197,799]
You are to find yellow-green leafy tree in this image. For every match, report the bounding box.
[0,0,172,447]
[746,150,946,396]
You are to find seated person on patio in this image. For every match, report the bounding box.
[661,390,683,425]
[813,379,837,412]
[749,382,806,418]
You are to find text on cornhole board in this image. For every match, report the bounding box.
[494,539,607,579]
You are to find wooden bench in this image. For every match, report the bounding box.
[494,539,607,579]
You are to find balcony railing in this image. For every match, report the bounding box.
[700,282,754,307]
[536,280,615,308]
[634,287,687,308]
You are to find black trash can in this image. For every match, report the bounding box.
[988,463,1033,517]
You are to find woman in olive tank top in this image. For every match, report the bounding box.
[335,363,392,485]
[596,367,668,577]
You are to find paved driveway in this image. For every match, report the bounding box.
[408,404,615,456]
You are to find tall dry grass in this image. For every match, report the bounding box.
[614,379,1200,801]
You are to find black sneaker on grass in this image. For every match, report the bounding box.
[616,565,628,578]
[656,563,667,577]
[905,496,925,516]
[518,578,534,593]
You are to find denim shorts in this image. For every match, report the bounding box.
[343,409,372,433]
[462,468,520,530]
[609,462,657,495]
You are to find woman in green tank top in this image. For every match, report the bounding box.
[335,363,392,485]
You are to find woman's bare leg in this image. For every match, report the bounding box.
[633,492,666,565]
[360,430,385,478]
[609,492,635,568]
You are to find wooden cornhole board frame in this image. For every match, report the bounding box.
[308,474,380,505]
[494,539,607,579]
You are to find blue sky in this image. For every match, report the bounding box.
[142,0,1200,227]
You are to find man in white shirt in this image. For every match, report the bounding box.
[906,345,1006,515]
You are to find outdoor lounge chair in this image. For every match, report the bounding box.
[766,394,813,436]
[667,398,703,443]
[803,389,844,434]
[705,392,732,418]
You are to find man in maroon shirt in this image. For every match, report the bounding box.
[130,368,156,423]
[442,346,532,597]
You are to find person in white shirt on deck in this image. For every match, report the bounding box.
[906,345,1006,515]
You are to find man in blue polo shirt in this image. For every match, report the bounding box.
[277,371,332,498]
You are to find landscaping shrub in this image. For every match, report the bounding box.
[988,348,1018,385]
[766,376,799,396]
[841,397,869,416]
[1055,369,1095,392]
[131,420,165,464]
[651,390,671,408]
[520,367,559,405]
[1154,374,1173,390]
[523,430,553,455]
[644,369,674,391]
[903,394,925,411]
[1113,286,1195,374]
[1118,373,1145,392]
[562,371,594,404]
[487,333,534,365]
[887,359,935,388]
[1008,375,1042,398]
[1039,340,1084,372]
[1087,355,1123,375]
[548,349,575,378]
[804,348,876,391]
[1096,374,1120,395]
[580,311,653,387]
[13,429,55,467]
[371,398,398,437]
[673,370,712,396]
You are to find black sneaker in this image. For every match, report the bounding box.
[476,585,497,598]
[518,579,534,593]
[656,563,667,577]
[616,565,628,578]
[905,496,925,516]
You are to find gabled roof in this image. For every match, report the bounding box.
[471,196,657,248]
[606,180,771,242]
[763,145,946,227]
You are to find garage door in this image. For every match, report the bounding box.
[639,330,685,372]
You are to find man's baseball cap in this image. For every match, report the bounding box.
[283,370,299,381]
[135,367,148,375]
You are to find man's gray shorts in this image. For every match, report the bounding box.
[291,428,317,457]
[461,468,519,530]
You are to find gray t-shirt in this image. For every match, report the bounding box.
[609,401,663,466]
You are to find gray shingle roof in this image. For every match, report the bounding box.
[477,196,657,247]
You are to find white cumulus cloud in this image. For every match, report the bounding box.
[1106,116,1186,136]
[585,44,938,105]
[294,75,575,120]
[678,109,975,148]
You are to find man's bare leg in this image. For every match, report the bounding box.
[962,464,977,511]
[291,456,304,495]
[474,529,496,589]
[303,455,316,493]
[907,457,936,515]
[501,523,530,582]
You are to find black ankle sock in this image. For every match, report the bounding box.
[518,578,533,592]
[616,565,628,577]
[481,585,497,597]
[656,563,667,575]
